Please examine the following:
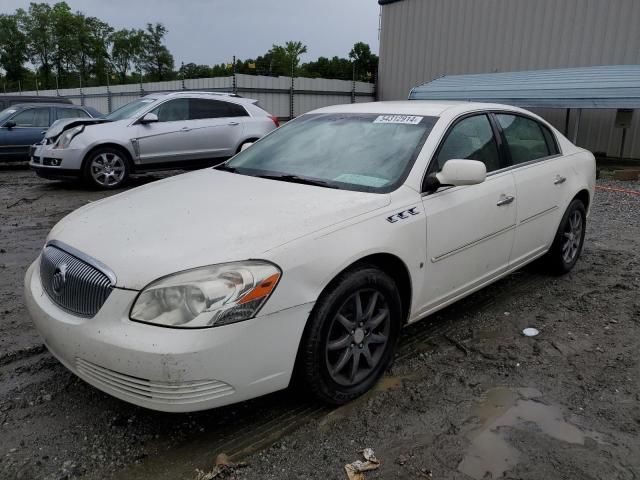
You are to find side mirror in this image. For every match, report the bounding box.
[423,159,486,193]
[140,112,158,124]
[240,142,254,152]
[4,120,16,129]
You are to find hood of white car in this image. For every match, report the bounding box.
[47,169,391,289]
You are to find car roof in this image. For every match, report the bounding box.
[309,100,525,116]
[143,92,258,105]
[4,102,87,109]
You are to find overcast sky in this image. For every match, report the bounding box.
[2,0,381,65]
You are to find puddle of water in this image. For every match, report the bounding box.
[458,387,602,479]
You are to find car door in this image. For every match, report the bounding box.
[185,98,246,159]
[0,107,51,157]
[493,113,567,267]
[135,98,193,165]
[418,113,517,314]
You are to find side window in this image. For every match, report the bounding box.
[11,108,50,127]
[227,103,249,117]
[189,99,233,120]
[540,124,560,155]
[435,114,501,173]
[151,99,189,122]
[495,114,552,164]
[56,108,90,121]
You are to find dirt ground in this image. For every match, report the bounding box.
[0,167,638,480]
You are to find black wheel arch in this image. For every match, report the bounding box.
[236,138,261,153]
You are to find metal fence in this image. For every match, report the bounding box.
[9,74,376,119]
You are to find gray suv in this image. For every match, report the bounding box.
[30,92,279,189]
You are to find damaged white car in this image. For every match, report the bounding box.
[25,101,595,412]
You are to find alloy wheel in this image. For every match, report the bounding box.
[562,210,583,264]
[325,289,391,386]
[90,152,125,187]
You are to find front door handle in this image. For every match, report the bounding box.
[554,175,567,185]
[228,121,240,126]
[497,194,515,206]
[180,126,191,132]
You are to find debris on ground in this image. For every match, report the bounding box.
[344,448,380,480]
[522,327,540,337]
[193,453,247,480]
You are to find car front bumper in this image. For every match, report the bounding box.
[24,260,312,412]
[29,144,85,176]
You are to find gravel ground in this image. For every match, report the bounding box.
[0,168,638,480]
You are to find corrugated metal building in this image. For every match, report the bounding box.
[377,0,640,158]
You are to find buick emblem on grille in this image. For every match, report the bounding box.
[51,263,68,296]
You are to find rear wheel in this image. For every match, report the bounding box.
[83,147,130,189]
[298,265,402,405]
[545,199,586,274]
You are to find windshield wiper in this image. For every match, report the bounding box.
[255,174,338,189]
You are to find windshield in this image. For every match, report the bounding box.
[226,113,437,192]
[0,108,17,125]
[106,98,157,121]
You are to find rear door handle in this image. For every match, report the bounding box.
[554,175,567,185]
[228,121,240,126]
[497,194,515,206]
[180,126,191,132]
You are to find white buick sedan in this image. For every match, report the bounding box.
[25,101,595,412]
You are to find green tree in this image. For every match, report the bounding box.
[179,62,212,79]
[140,23,174,81]
[110,28,145,83]
[349,42,378,81]
[23,2,56,88]
[75,14,113,85]
[0,11,29,87]
[269,41,308,75]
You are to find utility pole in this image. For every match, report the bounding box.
[351,62,356,104]
[232,55,237,94]
[290,58,295,119]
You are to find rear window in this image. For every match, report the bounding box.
[56,108,90,120]
[496,114,552,164]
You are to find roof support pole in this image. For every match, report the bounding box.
[564,108,571,136]
[572,108,582,144]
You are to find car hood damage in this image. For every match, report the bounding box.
[45,118,111,141]
[47,169,391,290]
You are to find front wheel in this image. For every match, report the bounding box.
[83,147,130,189]
[545,199,586,274]
[298,265,402,405]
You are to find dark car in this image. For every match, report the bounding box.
[0,103,103,161]
[0,95,72,110]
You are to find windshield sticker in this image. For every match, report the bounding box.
[334,174,389,187]
[374,115,423,125]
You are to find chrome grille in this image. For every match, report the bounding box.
[40,243,114,317]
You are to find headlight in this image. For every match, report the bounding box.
[130,261,281,328]
[54,125,84,149]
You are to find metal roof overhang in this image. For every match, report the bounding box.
[409,65,640,109]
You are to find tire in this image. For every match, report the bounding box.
[82,147,130,190]
[545,199,586,274]
[298,265,402,405]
